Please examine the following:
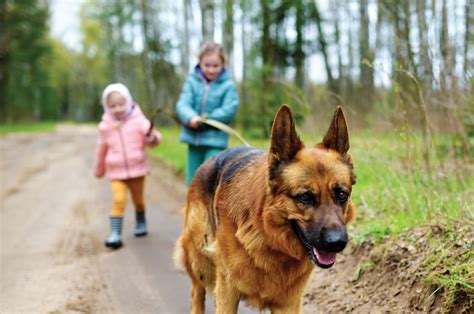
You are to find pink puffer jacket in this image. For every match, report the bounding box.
[94,104,161,180]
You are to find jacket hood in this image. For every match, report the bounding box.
[101,83,134,119]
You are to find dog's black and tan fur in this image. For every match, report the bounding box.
[174,105,356,313]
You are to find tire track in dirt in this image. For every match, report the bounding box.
[2,163,48,198]
[52,201,113,313]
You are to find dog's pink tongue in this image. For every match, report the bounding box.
[313,247,337,265]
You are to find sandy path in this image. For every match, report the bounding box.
[0,124,196,313]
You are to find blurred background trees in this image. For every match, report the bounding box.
[2,0,54,120]
[1,0,473,150]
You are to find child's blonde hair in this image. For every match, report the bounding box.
[199,42,227,64]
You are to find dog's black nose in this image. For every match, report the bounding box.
[323,229,348,252]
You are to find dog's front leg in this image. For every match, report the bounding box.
[215,269,240,314]
[190,279,205,314]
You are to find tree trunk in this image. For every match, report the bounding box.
[440,0,451,90]
[223,0,234,74]
[260,0,273,137]
[345,2,355,93]
[240,0,249,129]
[359,0,374,91]
[114,0,126,82]
[390,3,407,78]
[402,1,419,79]
[332,0,343,89]
[200,0,215,42]
[416,0,433,88]
[358,0,374,114]
[464,0,473,77]
[240,0,248,84]
[139,0,158,111]
[294,0,305,89]
[375,0,383,53]
[311,1,336,93]
[182,0,191,76]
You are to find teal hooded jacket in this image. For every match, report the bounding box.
[176,66,239,149]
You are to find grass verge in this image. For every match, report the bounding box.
[149,127,187,174]
[0,122,56,134]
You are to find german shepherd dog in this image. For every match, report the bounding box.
[174,105,356,313]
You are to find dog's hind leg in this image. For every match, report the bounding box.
[190,279,205,314]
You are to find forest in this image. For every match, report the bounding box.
[1,0,472,138]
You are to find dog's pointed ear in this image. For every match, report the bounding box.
[269,105,304,178]
[320,106,350,155]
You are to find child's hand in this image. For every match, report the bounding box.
[145,133,158,145]
[94,170,105,178]
[188,116,201,129]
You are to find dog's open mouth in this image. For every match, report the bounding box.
[291,221,336,268]
[312,247,336,267]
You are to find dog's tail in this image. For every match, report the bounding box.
[173,236,187,274]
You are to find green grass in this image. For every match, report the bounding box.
[0,122,56,134]
[423,226,473,310]
[348,130,473,242]
[149,127,187,174]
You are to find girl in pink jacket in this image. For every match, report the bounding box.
[94,83,162,249]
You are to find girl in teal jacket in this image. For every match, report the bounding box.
[176,42,239,186]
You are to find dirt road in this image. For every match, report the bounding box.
[0,124,189,313]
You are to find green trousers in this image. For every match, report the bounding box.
[186,145,223,186]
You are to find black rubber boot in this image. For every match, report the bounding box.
[105,216,123,249]
[134,211,147,237]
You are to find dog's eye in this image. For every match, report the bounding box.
[335,190,349,203]
[296,192,315,206]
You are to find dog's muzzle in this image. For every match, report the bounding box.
[291,221,348,269]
